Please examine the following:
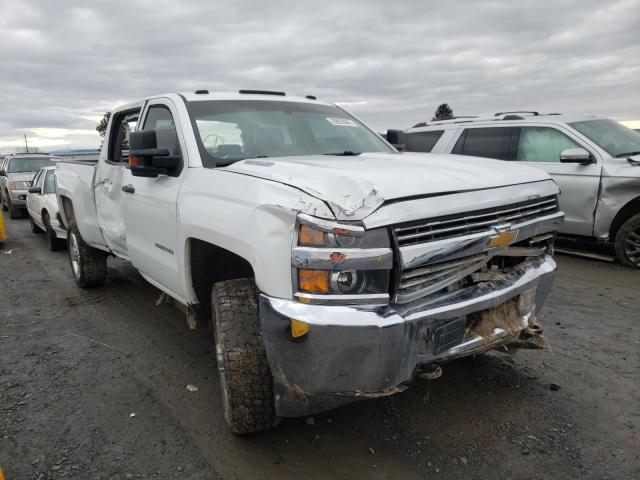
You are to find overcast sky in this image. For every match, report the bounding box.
[1,0,638,151]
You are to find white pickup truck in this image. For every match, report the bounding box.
[56,90,564,434]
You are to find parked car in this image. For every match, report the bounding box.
[57,90,563,434]
[0,154,57,218]
[26,165,66,250]
[393,112,640,268]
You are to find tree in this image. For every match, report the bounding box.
[432,103,454,121]
[96,112,111,137]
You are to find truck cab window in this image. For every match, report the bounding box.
[143,106,181,157]
[108,111,139,163]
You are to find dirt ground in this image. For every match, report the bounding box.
[1,215,638,480]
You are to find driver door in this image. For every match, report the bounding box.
[121,99,187,300]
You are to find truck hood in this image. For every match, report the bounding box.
[224,152,553,220]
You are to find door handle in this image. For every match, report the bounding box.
[122,185,135,194]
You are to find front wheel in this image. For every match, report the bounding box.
[614,213,640,269]
[67,223,107,287]
[211,278,278,434]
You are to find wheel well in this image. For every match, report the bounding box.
[188,238,255,307]
[60,196,76,226]
[609,196,640,240]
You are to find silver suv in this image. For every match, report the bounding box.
[0,153,56,218]
[394,112,640,268]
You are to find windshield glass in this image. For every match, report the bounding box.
[7,157,55,173]
[569,119,640,157]
[186,100,394,166]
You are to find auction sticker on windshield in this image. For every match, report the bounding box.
[326,118,359,127]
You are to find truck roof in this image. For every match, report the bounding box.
[117,90,334,111]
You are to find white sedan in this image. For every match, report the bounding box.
[26,166,66,250]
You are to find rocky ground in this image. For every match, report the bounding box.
[1,215,638,479]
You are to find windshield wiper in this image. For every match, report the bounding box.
[322,151,361,156]
[615,151,640,158]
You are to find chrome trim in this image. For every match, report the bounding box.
[292,246,393,270]
[294,292,390,306]
[399,211,563,270]
[298,212,365,236]
[268,256,555,327]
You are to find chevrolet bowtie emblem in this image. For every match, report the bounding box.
[490,229,518,248]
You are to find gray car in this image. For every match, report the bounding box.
[0,154,56,218]
[396,113,640,268]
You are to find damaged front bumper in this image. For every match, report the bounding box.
[260,255,555,417]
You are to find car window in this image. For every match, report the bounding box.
[568,119,640,157]
[7,157,55,173]
[405,130,444,152]
[43,170,55,194]
[32,169,44,187]
[452,127,512,160]
[516,127,581,163]
[108,110,139,163]
[143,105,181,157]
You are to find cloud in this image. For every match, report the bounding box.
[0,0,639,150]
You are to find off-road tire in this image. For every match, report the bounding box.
[615,213,640,269]
[67,223,107,287]
[211,278,277,434]
[30,216,43,234]
[7,197,21,219]
[44,212,66,251]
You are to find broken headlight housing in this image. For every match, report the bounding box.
[292,214,392,305]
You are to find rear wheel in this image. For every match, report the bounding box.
[211,278,277,434]
[43,212,66,251]
[615,213,640,269]
[30,216,43,234]
[7,197,21,219]
[67,223,107,287]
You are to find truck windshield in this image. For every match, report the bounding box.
[186,100,395,166]
[7,157,55,173]
[569,119,640,157]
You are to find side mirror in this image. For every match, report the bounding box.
[386,129,406,151]
[560,148,593,165]
[128,130,181,178]
[28,186,41,194]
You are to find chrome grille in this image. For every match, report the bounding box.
[395,196,559,246]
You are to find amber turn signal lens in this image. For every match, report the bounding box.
[128,156,140,167]
[298,269,329,293]
[299,224,326,246]
[290,318,310,338]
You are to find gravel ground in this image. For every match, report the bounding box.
[1,215,639,480]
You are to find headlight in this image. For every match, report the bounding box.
[292,214,392,305]
[7,181,29,190]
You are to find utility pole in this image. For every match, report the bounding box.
[23,134,29,153]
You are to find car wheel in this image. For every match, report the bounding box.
[211,278,278,434]
[30,216,44,234]
[1,194,7,212]
[67,223,107,287]
[615,213,640,269]
[43,212,66,251]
